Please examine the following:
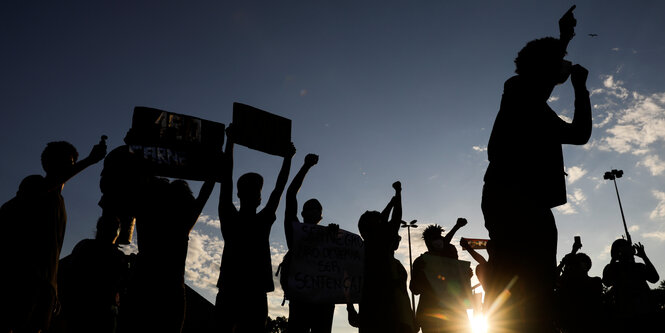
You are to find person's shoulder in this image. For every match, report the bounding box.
[504,75,522,90]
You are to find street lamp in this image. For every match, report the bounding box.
[603,169,632,244]
[401,219,418,312]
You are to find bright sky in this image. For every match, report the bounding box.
[2,1,665,332]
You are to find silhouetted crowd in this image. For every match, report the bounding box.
[1,5,664,333]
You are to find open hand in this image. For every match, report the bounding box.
[634,242,647,259]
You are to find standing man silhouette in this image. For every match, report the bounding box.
[481,6,591,332]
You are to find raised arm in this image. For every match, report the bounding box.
[558,5,576,52]
[442,218,468,244]
[218,126,237,218]
[46,136,107,191]
[634,242,660,283]
[284,153,318,248]
[264,143,296,215]
[387,181,402,232]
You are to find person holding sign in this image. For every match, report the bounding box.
[215,125,295,333]
[357,181,416,333]
[411,222,472,333]
[282,153,337,333]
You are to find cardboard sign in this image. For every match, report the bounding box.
[422,255,473,309]
[284,223,364,304]
[232,103,291,157]
[124,106,225,181]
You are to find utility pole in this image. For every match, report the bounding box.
[401,219,418,312]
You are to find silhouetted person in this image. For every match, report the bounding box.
[410,221,471,333]
[283,153,337,333]
[357,182,416,333]
[602,239,660,332]
[555,252,603,333]
[481,6,591,332]
[215,125,295,333]
[0,138,107,333]
[56,215,128,333]
[98,145,215,332]
[123,176,214,333]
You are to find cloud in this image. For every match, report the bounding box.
[268,242,289,318]
[197,214,220,229]
[650,190,665,220]
[555,188,587,215]
[566,166,587,184]
[598,244,612,261]
[548,96,560,103]
[472,145,487,152]
[642,231,665,241]
[612,47,620,52]
[589,75,665,174]
[638,155,665,176]
[185,230,223,293]
[629,225,640,232]
[558,115,572,123]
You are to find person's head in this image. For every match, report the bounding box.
[610,238,634,262]
[170,179,195,206]
[575,253,592,273]
[422,224,445,253]
[237,172,263,210]
[515,37,570,86]
[358,210,382,240]
[41,141,78,176]
[96,215,121,244]
[17,175,45,196]
[99,145,150,216]
[302,198,323,224]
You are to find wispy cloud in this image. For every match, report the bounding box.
[472,145,487,152]
[555,188,587,215]
[566,166,588,184]
[650,190,665,220]
[548,96,560,103]
[588,75,665,175]
[642,231,665,241]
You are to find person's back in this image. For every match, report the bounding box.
[556,253,603,333]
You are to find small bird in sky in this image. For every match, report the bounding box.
[588,33,598,37]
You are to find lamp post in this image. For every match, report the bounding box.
[603,169,631,244]
[401,219,418,312]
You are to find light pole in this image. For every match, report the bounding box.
[603,169,631,244]
[401,219,418,312]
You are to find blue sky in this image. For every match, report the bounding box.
[2,1,665,331]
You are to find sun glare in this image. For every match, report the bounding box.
[468,310,489,333]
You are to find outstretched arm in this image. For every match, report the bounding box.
[284,153,318,248]
[46,136,107,191]
[442,218,467,244]
[264,143,296,215]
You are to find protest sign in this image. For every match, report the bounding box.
[232,103,292,157]
[422,255,473,309]
[461,238,490,250]
[284,222,364,304]
[124,106,225,181]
